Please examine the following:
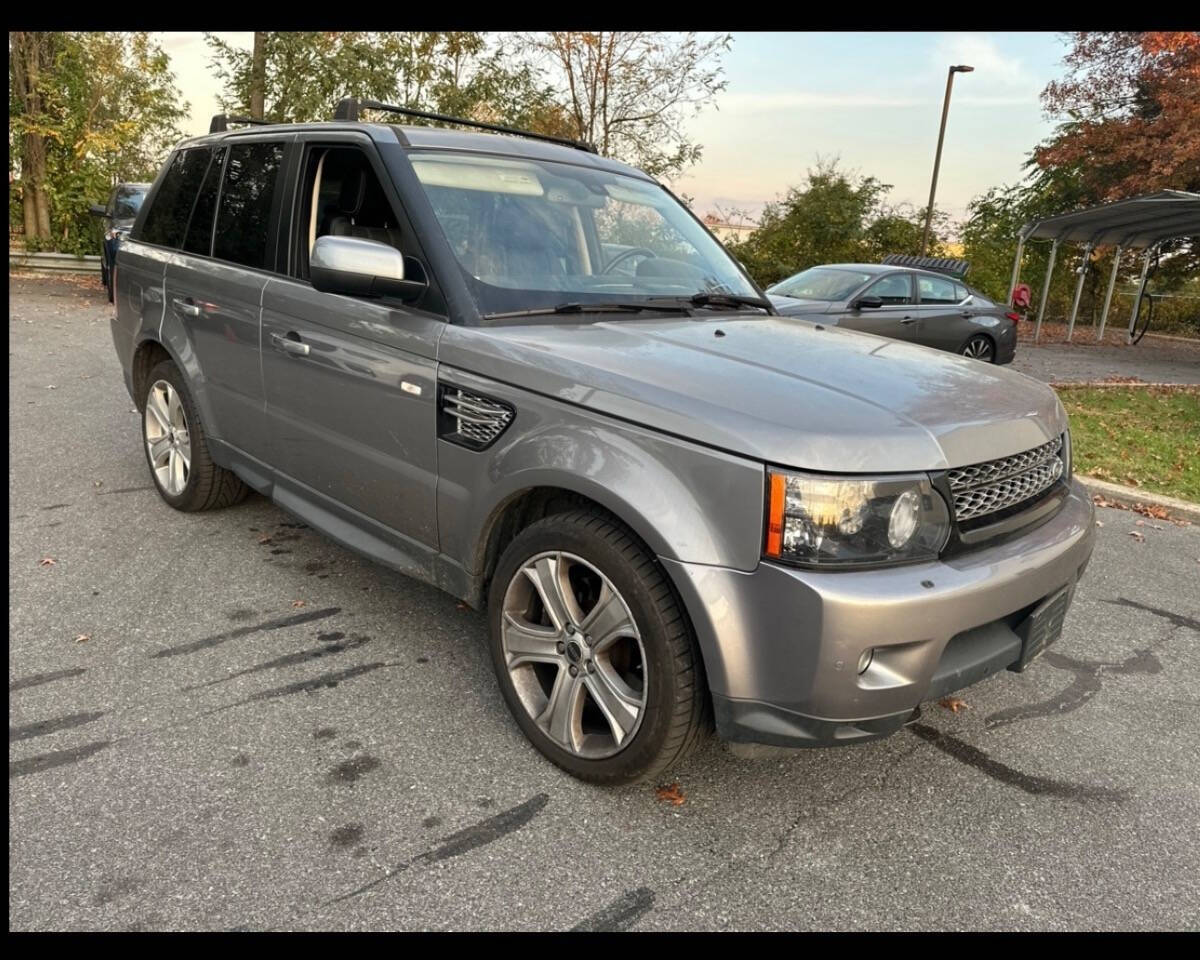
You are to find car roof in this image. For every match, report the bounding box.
[172,121,654,181]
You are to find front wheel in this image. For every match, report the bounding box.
[960,334,995,362]
[487,510,709,784]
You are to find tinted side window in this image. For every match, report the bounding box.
[138,149,212,248]
[213,141,285,270]
[917,274,957,304]
[183,147,226,256]
[864,273,914,305]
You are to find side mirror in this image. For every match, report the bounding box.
[88,204,107,218]
[309,235,427,301]
[852,295,883,310]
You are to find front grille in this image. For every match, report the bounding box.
[439,387,514,450]
[948,438,1064,522]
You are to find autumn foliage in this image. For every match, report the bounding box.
[1035,32,1200,199]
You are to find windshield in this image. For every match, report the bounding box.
[410,151,758,318]
[768,267,873,302]
[113,186,147,219]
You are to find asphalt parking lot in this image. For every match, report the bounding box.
[9,275,1200,931]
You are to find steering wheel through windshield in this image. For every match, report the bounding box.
[602,247,657,275]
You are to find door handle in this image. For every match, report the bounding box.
[900,316,916,324]
[172,297,201,318]
[270,332,311,357]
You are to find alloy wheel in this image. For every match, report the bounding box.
[500,551,647,759]
[962,337,994,361]
[144,379,191,496]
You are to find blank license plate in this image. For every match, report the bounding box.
[1010,587,1070,672]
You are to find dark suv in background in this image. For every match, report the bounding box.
[110,103,1092,783]
[89,182,150,301]
[767,263,1019,363]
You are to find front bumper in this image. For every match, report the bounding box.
[662,478,1095,748]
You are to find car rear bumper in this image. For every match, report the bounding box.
[662,478,1095,748]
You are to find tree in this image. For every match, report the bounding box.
[10,32,55,240]
[727,159,944,288]
[526,32,731,180]
[1035,32,1200,200]
[249,31,266,120]
[205,32,568,133]
[9,32,187,254]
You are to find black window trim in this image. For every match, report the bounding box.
[861,270,916,306]
[914,270,967,306]
[281,130,448,318]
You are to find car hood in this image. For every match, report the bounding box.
[439,314,1065,473]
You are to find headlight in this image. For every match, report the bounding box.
[765,469,951,567]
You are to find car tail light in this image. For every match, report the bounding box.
[1005,311,1021,323]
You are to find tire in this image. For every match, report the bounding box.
[487,509,709,784]
[141,359,248,512]
[960,334,995,362]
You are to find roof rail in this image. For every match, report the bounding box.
[881,253,970,278]
[332,97,597,154]
[209,114,273,134]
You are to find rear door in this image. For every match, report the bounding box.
[163,137,289,462]
[915,273,973,352]
[259,134,445,553]
[836,272,919,342]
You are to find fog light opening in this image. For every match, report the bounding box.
[857,648,875,675]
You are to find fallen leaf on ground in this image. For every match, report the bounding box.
[1129,530,1145,542]
[938,696,970,714]
[257,534,273,544]
[456,601,468,610]
[93,480,103,488]
[74,634,91,644]
[655,783,686,806]
[38,556,56,567]
[291,599,306,608]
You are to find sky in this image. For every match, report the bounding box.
[160,31,1072,228]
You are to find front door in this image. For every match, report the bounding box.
[837,272,919,342]
[260,137,446,553]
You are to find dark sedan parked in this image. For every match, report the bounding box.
[89,182,150,302]
[767,263,1018,363]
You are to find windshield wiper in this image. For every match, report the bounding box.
[684,292,773,312]
[483,301,692,321]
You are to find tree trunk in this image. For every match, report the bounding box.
[11,32,52,240]
[250,32,267,120]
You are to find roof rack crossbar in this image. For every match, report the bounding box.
[881,253,971,278]
[209,114,274,134]
[333,97,597,154]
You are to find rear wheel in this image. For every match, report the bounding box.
[961,334,995,362]
[487,510,709,784]
[141,359,248,512]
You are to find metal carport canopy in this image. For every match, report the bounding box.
[1010,190,1200,344]
[1023,189,1200,247]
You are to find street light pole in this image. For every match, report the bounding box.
[921,64,973,256]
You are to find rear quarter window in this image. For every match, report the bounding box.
[182,147,226,256]
[137,148,213,248]
[212,141,286,270]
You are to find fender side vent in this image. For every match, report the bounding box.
[438,386,514,450]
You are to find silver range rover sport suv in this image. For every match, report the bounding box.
[110,101,1095,784]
